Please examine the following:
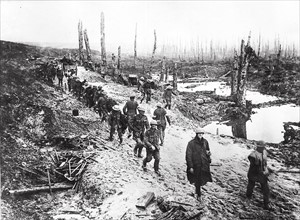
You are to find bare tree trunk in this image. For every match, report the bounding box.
[134,23,137,68]
[276,44,281,68]
[78,21,84,65]
[201,42,204,63]
[231,49,238,97]
[210,40,213,60]
[165,66,169,82]
[236,33,255,107]
[231,118,247,139]
[117,46,121,70]
[173,62,178,90]
[83,29,92,62]
[100,12,107,72]
[149,29,157,73]
[292,44,295,59]
[257,33,261,57]
[159,56,166,82]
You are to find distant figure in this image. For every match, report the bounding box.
[137,77,145,91]
[123,94,139,138]
[142,120,161,175]
[50,63,57,82]
[94,93,108,122]
[57,66,64,88]
[186,129,212,201]
[246,141,272,210]
[131,106,150,158]
[140,79,152,103]
[163,86,176,109]
[153,103,171,146]
[283,124,296,143]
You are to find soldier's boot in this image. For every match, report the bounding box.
[107,133,113,141]
[137,147,143,158]
[133,145,138,157]
[264,202,274,211]
[142,160,147,171]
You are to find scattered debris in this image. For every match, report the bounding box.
[136,192,155,209]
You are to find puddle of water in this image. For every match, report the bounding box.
[203,104,299,143]
[178,81,279,104]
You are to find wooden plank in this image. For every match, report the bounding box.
[8,183,73,196]
[136,192,155,209]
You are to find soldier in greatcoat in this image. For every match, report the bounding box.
[186,129,212,201]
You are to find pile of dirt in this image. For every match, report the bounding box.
[0,42,108,219]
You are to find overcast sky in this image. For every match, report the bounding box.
[1,1,299,55]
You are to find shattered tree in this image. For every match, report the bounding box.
[78,21,84,65]
[173,62,178,90]
[83,29,92,62]
[134,23,137,68]
[231,49,238,98]
[165,66,169,82]
[160,56,166,82]
[257,33,261,57]
[117,46,121,70]
[100,12,107,71]
[232,34,256,107]
[149,29,157,73]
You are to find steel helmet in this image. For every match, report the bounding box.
[138,106,146,112]
[150,120,158,125]
[195,128,205,134]
[112,105,120,111]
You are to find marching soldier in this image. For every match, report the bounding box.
[107,105,127,144]
[57,66,64,88]
[131,106,149,157]
[140,79,152,103]
[246,141,273,210]
[163,85,176,109]
[137,77,145,91]
[153,103,171,146]
[123,94,139,138]
[94,93,108,122]
[142,120,161,175]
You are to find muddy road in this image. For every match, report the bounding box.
[1,64,299,220]
[64,68,300,219]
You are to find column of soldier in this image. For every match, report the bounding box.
[66,73,273,210]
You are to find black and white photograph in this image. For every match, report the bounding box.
[1,1,299,219]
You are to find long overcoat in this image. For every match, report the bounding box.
[186,136,212,186]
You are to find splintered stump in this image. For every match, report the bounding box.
[136,192,155,209]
